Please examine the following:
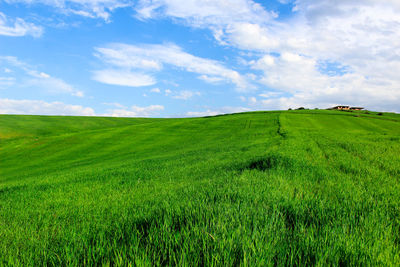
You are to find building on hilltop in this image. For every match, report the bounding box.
[329,105,350,110]
[328,106,364,111]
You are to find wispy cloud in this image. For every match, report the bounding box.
[92,69,156,87]
[102,102,127,108]
[172,90,200,100]
[0,76,15,87]
[4,0,131,21]
[0,98,95,115]
[150,88,161,93]
[0,56,84,97]
[94,43,251,90]
[186,106,250,117]
[0,12,43,37]
[104,104,164,117]
[0,98,167,117]
[135,0,274,27]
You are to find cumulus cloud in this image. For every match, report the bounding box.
[242,1,400,111]
[134,0,400,111]
[94,43,251,90]
[133,0,280,53]
[104,104,164,117]
[0,12,43,37]
[0,56,84,97]
[247,51,400,111]
[0,98,95,116]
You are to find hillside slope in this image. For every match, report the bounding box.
[1,110,400,265]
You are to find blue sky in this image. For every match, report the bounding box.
[1,0,399,117]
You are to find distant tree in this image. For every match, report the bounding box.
[377,112,383,116]
[288,108,292,110]
[296,107,305,110]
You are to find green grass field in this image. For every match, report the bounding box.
[1,110,400,266]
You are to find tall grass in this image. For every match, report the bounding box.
[1,110,399,265]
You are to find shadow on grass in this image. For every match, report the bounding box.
[240,154,295,172]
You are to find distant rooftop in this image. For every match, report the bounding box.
[328,106,364,110]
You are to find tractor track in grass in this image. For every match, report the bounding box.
[276,114,286,139]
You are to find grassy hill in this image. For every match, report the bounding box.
[1,110,400,265]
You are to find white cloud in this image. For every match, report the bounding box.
[0,99,166,117]
[248,2,400,111]
[224,23,280,52]
[259,91,283,98]
[135,0,274,27]
[133,0,400,111]
[28,75,85,97]
[186,106,251,117]
[92,69,156,87]
[0,56,84,97]
[4,0,400,112]
[198,75,225,84]
[0,77,16,88]
[172,90,200,100]
[249,52,400,111]
[0,12,43,37]
[133,1,279,53]
[150,87,161,93]
[0,98,95,116]
[102,102,126,108]
[248,96,257,105]
[95,46,163,70]
[104,104,164,117]
[4,0,131,21]
[164,89,172,95]
[94,43,251,90]
[251,52,323,94]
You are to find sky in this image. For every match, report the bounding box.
[0,0,399,117]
